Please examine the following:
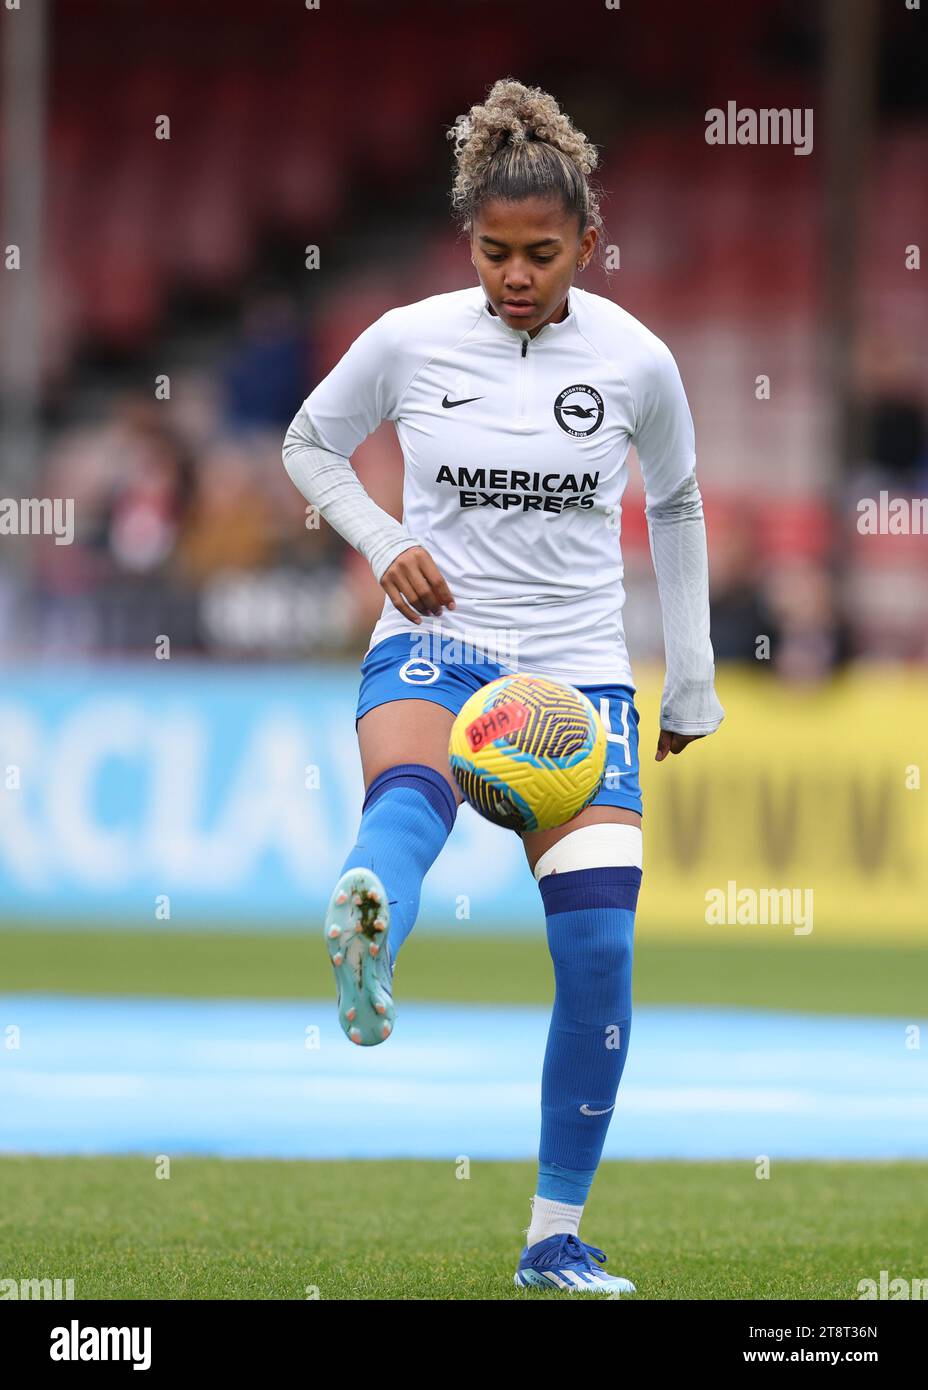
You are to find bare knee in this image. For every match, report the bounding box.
[357,700,463,804]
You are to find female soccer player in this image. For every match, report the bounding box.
[282,79,724,1294]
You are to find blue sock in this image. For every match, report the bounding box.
[339,763,457,964]
[535,866,641,1206]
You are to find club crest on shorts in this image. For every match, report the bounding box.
[399,657,441,685]
[554,384,604,437]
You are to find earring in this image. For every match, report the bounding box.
[577,260,586,271]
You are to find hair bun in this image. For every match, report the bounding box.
[448,78,599,175]
[447,78,603,242]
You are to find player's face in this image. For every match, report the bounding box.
[470,196,596,337]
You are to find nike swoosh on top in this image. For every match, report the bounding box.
[441,394,484,409]
[579,1103,615,1116]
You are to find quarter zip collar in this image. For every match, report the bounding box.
[481,292,575,348]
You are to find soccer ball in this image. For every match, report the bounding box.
[448,675,607,832]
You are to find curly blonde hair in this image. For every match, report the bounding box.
[447,78,604,245]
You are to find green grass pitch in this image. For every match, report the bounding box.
[2,929,925,1015]
[1,1156,925,1300]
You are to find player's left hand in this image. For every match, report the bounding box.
[655,729,705,762]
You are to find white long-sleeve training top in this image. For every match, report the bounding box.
[283,284,724,735]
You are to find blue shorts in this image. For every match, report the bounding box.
[354,633,643,817]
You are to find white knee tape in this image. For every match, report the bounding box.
[532,824,643,882]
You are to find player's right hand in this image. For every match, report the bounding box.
[380,546,456,624]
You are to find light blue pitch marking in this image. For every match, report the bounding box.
[1,998,925,1160]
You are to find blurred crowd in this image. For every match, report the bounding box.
[5,287,381,660]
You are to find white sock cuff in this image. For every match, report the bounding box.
[526,1193,583,1244]
[533,823,643,882]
